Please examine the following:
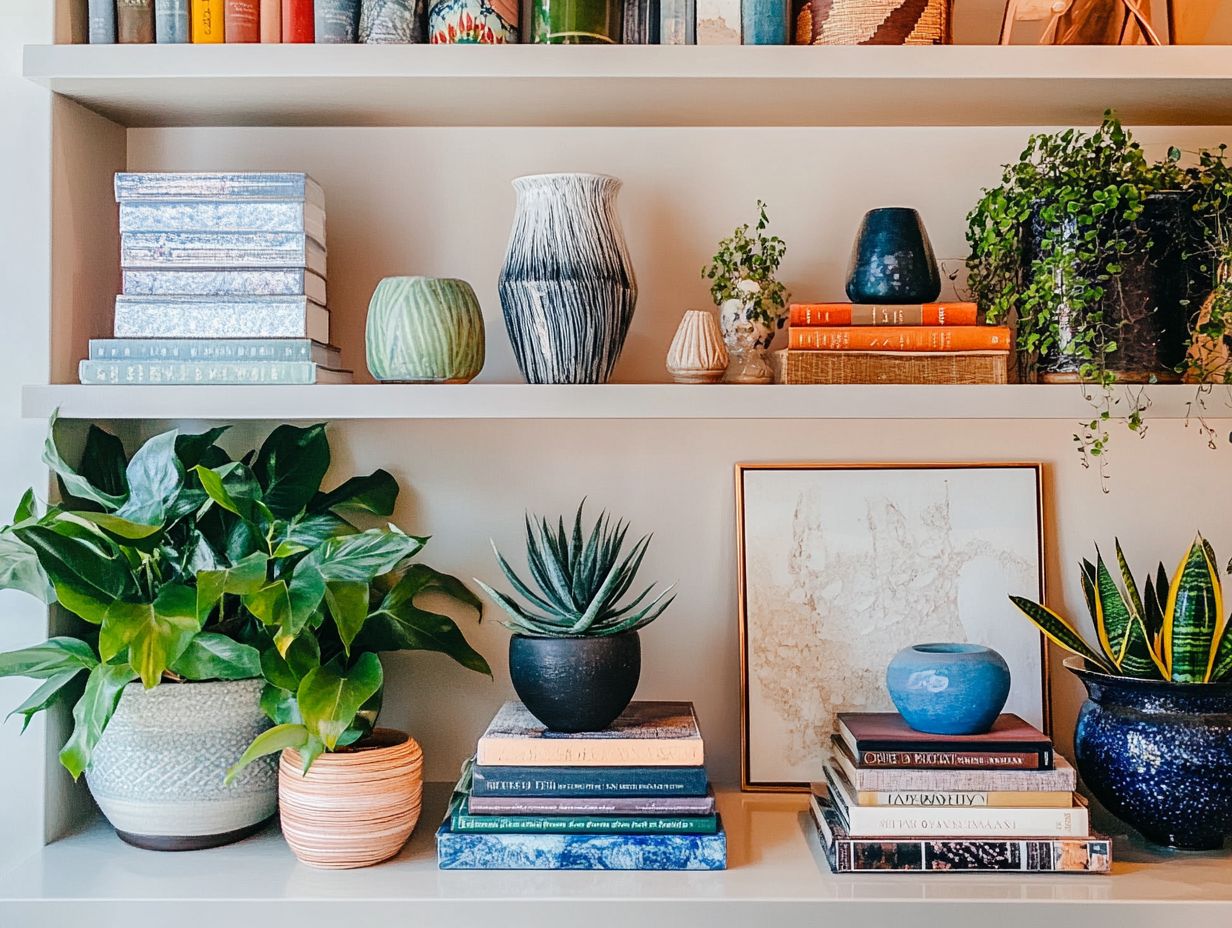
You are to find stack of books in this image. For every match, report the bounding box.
[810,712,1111,874]
[776,301,1012,384]
[437,700,727,870]
[81,172,348,386]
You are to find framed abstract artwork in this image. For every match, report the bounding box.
[736,463,1048,792]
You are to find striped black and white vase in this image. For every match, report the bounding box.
[498,173,637,384]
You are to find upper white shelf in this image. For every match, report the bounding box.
[23,45,1232,129]
[21,382,1232,421]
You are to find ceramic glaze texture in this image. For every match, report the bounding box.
[85,679,276,849]
[1068,657,1232,850]
[498,173,637,384]
[845,207,941,304]
[509,631,641,732]
[885,643,1011,735]
[365,276,486,383]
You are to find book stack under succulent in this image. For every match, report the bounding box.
[776,301,1011,384]
[437,700,727,870]
[810,712,1111,874]
[80,172,349,386]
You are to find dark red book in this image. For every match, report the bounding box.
[837,713,1053,771]
[225,0,261,40]
[281,0,314,41]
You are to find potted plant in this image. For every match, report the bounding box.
[1010,535,1232,850]
[475,501,674,732]
[702,200,789,383]
[0,417,486,853]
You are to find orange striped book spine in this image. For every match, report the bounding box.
[788,326,1012,352]
[789,303,979,327]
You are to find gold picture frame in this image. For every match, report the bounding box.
[736,462,1051,793]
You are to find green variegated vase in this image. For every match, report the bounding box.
[365,276,486,383]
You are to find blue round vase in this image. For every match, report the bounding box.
[885,643,1010,736]
[845,207,941,304]
[1067,656,1232,850]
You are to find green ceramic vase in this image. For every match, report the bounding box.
[365,276,486,383]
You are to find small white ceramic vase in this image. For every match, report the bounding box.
[666,309,728,384]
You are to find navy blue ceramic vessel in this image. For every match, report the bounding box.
[845,207,942,304]
[1067,656,1232,850]
[885,643,1011,735]
[509,631,641,732]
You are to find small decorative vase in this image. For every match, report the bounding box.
[358,0,426,41]
[279,729,424,869]
[85,679,276,851]
[531,0,620,42]
[1067,656,1232,850]
[429,0,518,41]
[666,309,728,383]
[509,632,641,732]
[718,296,778,351]
[845,207,941,304]
[885,643,1011,736]
[498,173,637,384]
[365,276,485,383]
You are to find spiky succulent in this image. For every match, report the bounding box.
[476,502,675,638]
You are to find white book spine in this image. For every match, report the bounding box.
[841,805,1088,838]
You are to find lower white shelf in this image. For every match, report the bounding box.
[1,785,1228,927]
[21,383,1232,422]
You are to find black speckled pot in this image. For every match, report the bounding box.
[508,632,641,733]
[1067,656,1232,850]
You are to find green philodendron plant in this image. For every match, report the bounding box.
[1011,535,1232,683]
[475,501,675,638]
[0,417,489,779]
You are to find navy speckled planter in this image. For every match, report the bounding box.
[509,632,641,733]
[1067,656,1232,850]
[845,207,941,304]
[886,643,1011,735]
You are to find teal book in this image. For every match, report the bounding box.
[89,338,339,366]
[79,360,352,385]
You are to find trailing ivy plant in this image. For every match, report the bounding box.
[0,418,488,779]
[701,200,789,334]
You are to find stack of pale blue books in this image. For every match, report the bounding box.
[437,701,726,870]
[80,172,350,386]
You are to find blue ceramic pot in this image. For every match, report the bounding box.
[885,643,1010,735]
[845,207,941,304]
[1067,656,1232,850]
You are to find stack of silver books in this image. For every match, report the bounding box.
[81,172,350,386]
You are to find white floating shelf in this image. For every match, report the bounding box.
[21,382,1232,422]
[23,45,1232,129]
[1,785,1228,925]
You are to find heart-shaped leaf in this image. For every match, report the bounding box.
[170,633,261,681]
[115,429,183,525]
[297,653,383,750]
[324,580,370,655]
[196,552,269,622]
[254,424,331,519]
[98,584,202,688]
[44,415,127,511]
[14,525,136,623]
[311,469,399,516]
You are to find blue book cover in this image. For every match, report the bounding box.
[471,764,709,798]
[79,359,352,385]
[154,0,190,41]
[89,0,117,42]
[89,338,339,366]
[741,0,787,44]
[436,818,727,870]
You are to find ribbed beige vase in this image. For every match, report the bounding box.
[278,729,424,869]
[365,276,486,383]
[666,309,728,383]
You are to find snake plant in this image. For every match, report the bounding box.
[476,501,675,638]
[1011,535,1232,683]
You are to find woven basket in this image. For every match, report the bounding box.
[793,0,951,45]
[279,729,424,870]
[775,350,1010,384]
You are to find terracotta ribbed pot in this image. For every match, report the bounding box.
[278,728,424,869]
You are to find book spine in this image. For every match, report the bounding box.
[80,360,320,385]
[623,0,660,43]
[466,795,717,815]
[842,806,1087,838]
[450,812,719,835]
[859,790,1077,809]
[224,0,261,40]
[789,326,1011,352]
[659,0,694,42]
[471,765,709,797]
[89,338,316,362]
[696,0,740,43]
[114,172,315,202]
[89,0,118,42]
[122,269,318,298]
[436,822,728,870]
[119,202,324,246]
[116,0,155,41]
[191,0,225,40]
[741,0,786,44]
[789,303,980,327]
[114,302,326,340]
[282,0,315,40]
[476,740,704,768]
[315,0,359,40]
[155,0,192,40]
[120,232,318,270]
[856,749,1046,770]
[260,0,281,39]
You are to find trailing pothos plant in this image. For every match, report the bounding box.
[1010,535,1231,683]
[0,417,488,779]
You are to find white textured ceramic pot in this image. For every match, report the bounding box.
[85,678,277,850]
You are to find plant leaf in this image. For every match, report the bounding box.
[1094,553,1133,667]
[97,584,202,688]
[114,429,183,525]
[13,525,135,623]
[260,634,320,693]
[1162,537,1223,683]
[174,427,230,470]
[297,653,383,750]
[311,469,399,516]
[254,424,331,519]
[170,633,261,681]
[8,669,83,732]
[1114,540,1145,626]
[304,527,425,583]
[224,722,308,785]
[43,413,127,511]
[0,531,54,602]
[324,580,370,655]
[58,661,136,779]
[196,552,269,622]
[194,463,272,526]
[0,637,97,679]
[1008,595,1114,672]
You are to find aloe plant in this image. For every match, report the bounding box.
[1011,535,1232,683]
[475,501,675,638]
